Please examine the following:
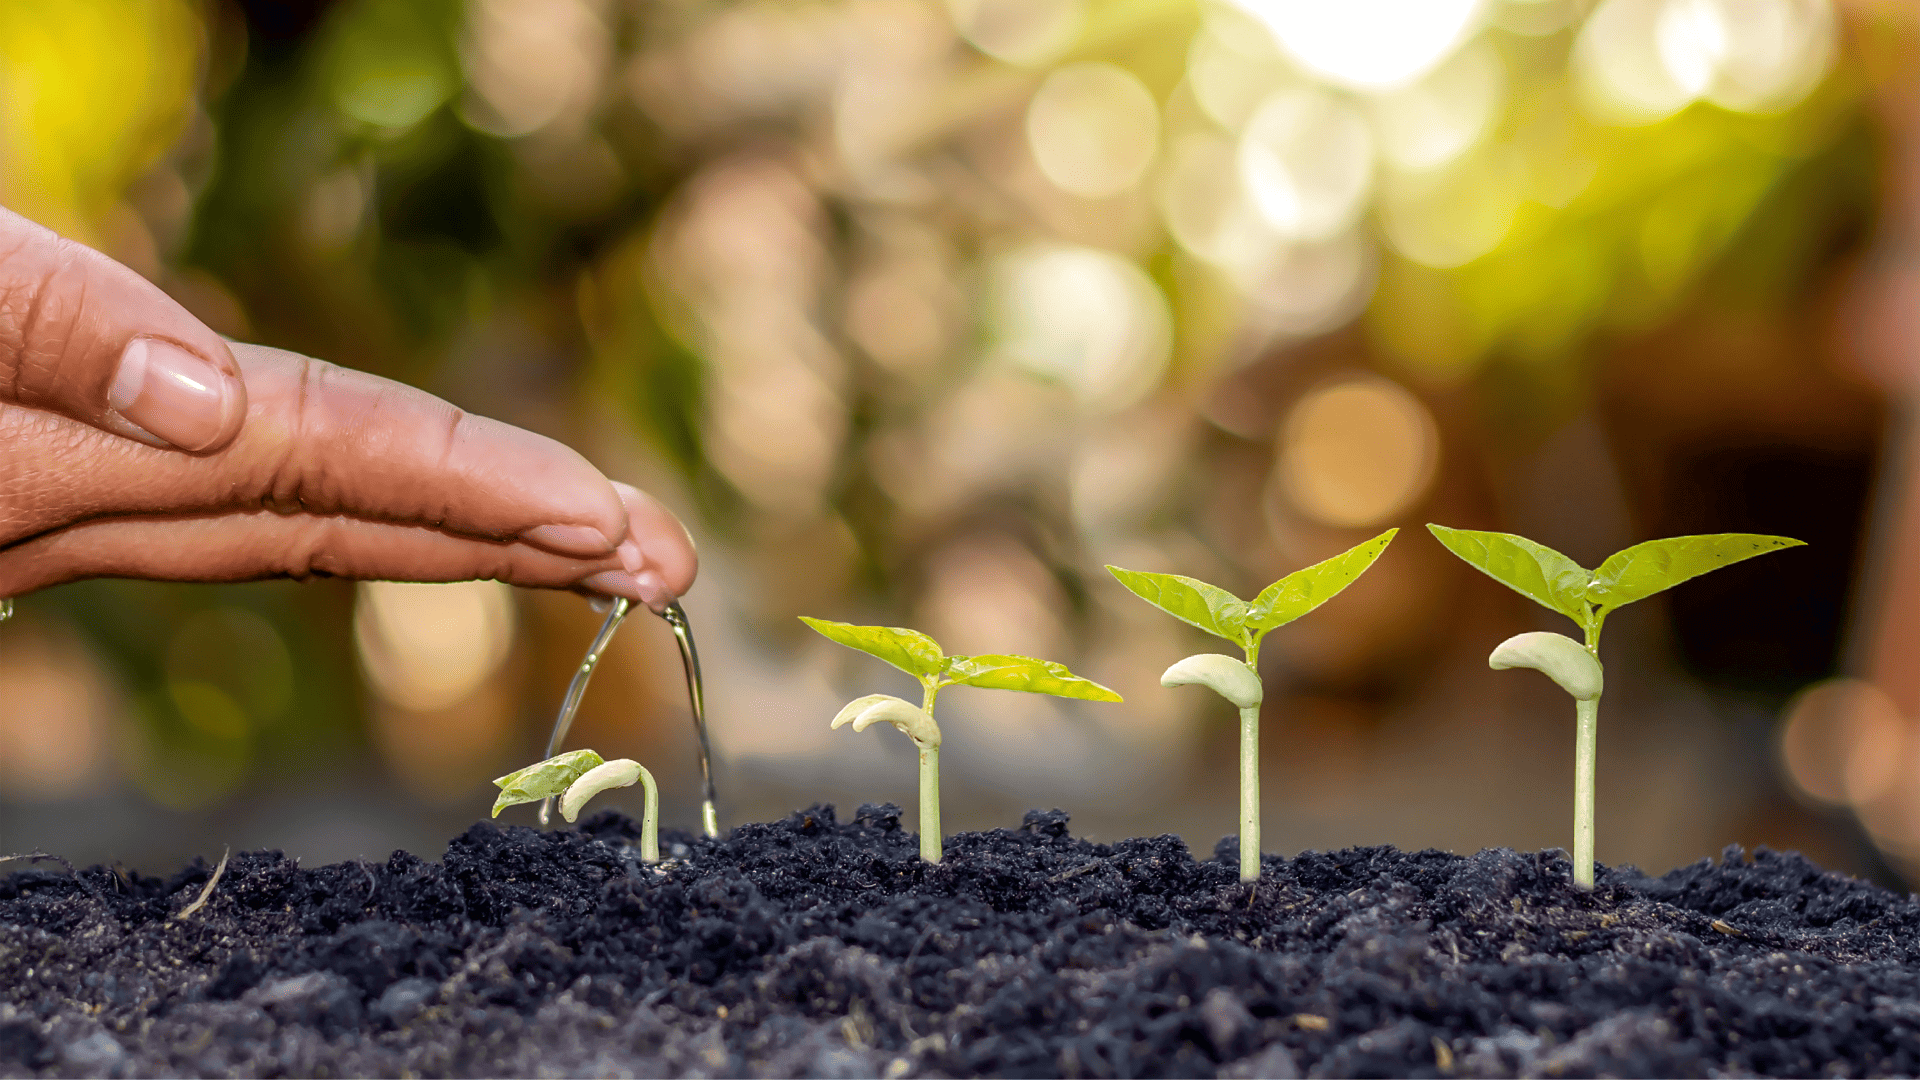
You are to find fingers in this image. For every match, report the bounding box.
[0,208,245,452]
[612,481,699,605]
[0,511,656,601]
[229,343,637,557]
[0,425,697,609]
[0,343,633,559]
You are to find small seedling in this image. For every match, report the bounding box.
[1429,524,1804,889]
[1109,529,1398,881]
[492,749,661,862]
[800,616,1122,863]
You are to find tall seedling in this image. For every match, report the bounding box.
[1429,525,1804,888]
[801,618,1122,862]
[1109,529,1398,881]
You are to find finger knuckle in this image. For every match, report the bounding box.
[0,239,91,407]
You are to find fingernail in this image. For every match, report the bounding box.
[632,570,674,612]
[109,338,235,452]
[522,524,619,558]
[615,538,645,574]
[579,570,675,613]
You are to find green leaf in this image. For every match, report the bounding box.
[800,616,946,680]
[492,749,604,817]
[944,654,1124,702]
[1427,524,1591,623]
[1587,533,1805,613]
[1105,566,1251,645]
[1246,529,1398,634]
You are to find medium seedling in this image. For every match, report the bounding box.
[1109,529,1398,881]
[492,749,661,863]
[800,616,1122,863]
[1428,524,1804,889]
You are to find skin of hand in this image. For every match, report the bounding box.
[0,207,697,608]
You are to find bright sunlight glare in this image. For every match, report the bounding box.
[1575,0,1835,125]
[1228,0,1485,92]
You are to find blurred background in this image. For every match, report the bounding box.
[4,0,1920,887]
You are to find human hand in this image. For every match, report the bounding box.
[0,209,696,607]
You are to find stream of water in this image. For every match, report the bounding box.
[537,597,718,836]
[660,600,720,838]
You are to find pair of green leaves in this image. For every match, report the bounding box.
[1427,525,1804,637]
[798,617,1122,703]
[1107,529,1398,657]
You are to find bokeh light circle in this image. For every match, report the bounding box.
[1574,0,1834,125]
[1368,38,1504,174]
[1026,62,1161,198]
[1274,376,1439,527]
[948,0,1086,67]
[354,580,518,712]
[1238,88,1374,241]
[988,243,1171,412]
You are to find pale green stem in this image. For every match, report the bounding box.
[918,745,942,863]
[1573,694,1597,889]
[637,765,661,864]
[919,681,944,863]
[1239,702,1261,881]
[1574,615,1604,890]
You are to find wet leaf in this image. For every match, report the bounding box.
[492,749,604,817]
[1104,566,1251,645]
[1247,529,1398,633]
[1427,525,1591,624]
[1586,533,1805,613]
[800,616,945,680]
[944,654,1123,702]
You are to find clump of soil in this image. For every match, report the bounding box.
[3,804,1918,1078]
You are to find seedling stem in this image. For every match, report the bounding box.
[1114,530,1398,881]
[491,750,661,862]
[1239,700,1260,881]
[803,617,1121,863]
[1432,524,1803,889]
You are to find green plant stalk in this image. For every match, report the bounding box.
[1573,695,1597,889]
[637,767,661,864]
[918,745,942,863]
[920,681,943,863]
[1573,617,1604,890]
[1239,702,1260,881]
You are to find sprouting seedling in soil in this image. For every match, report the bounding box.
[1428,524,1805,889]
[536,596,719,837]
[800,617,1122,863]
[491,749,661,862]
[1108,529,1398,882]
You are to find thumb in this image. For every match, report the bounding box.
[0,206,245,452]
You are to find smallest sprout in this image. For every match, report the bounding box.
[492,750,661,863]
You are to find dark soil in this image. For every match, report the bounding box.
[4,805,1920,1078]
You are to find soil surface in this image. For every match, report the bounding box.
[4,805,1919,1078]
